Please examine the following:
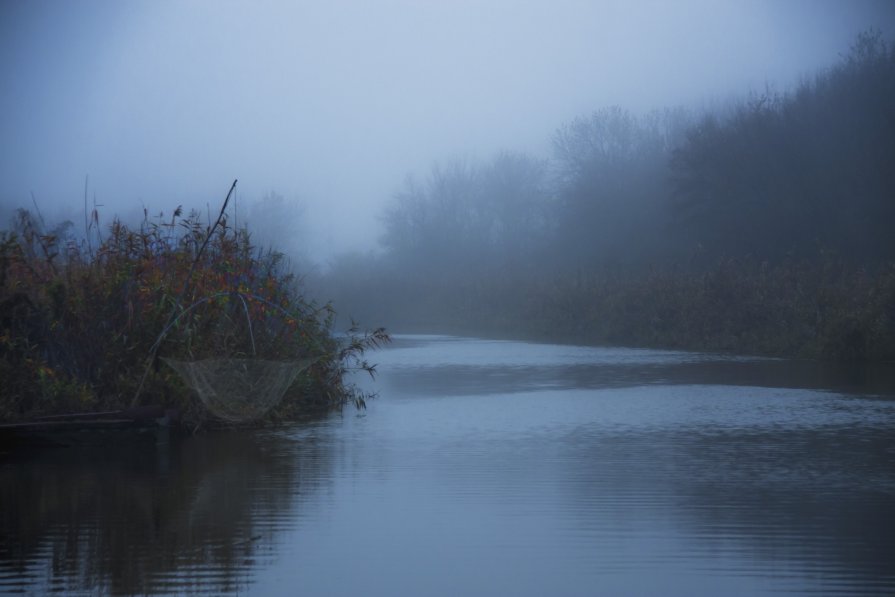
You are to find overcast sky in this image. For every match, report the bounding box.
[2,0,893,260]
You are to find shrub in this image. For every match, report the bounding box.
[0,201,387,426]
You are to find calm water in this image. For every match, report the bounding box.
[2,334,894,596]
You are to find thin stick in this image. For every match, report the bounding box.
[130,179,238,407]
[29,191,46,230]
[84,175,91,254]
[188,179,238,288]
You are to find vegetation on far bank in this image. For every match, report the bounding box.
[328,257,894,362]
[0,194,388,426]
[322,31,895,362]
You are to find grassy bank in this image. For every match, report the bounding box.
[328,258,895,362]
[518,260,895,361]
[0,203,387,426]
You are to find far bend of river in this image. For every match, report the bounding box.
[2,335,895,596]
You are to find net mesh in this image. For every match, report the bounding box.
[162,357,316,422]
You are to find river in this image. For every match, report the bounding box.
[2,334,894,596]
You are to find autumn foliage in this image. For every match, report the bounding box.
[0,206,387,425]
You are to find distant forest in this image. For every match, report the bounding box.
[321,31,895,362]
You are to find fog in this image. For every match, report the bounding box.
[1,0,893,261]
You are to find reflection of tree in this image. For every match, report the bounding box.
[0,430,331,595]
[381,358,895,398]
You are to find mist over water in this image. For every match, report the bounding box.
[2,0,894,261]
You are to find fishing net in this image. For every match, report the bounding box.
[162,357,316,422]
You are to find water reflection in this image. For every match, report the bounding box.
[0,429,331,595]
[560,423,895,590]
[334,336,895,596]
[379,335,895,397]
[3,335,894,596]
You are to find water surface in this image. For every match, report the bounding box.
[2,335,893,595]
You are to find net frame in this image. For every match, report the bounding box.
[162,357,316,422]
[146,290,324,422]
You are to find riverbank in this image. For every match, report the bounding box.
[331,258,895,363]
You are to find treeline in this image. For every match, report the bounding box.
[672,33,894,262]
[323,31,895,361]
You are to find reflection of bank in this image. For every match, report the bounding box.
[556,397,895,594]
[0,429,332,595]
